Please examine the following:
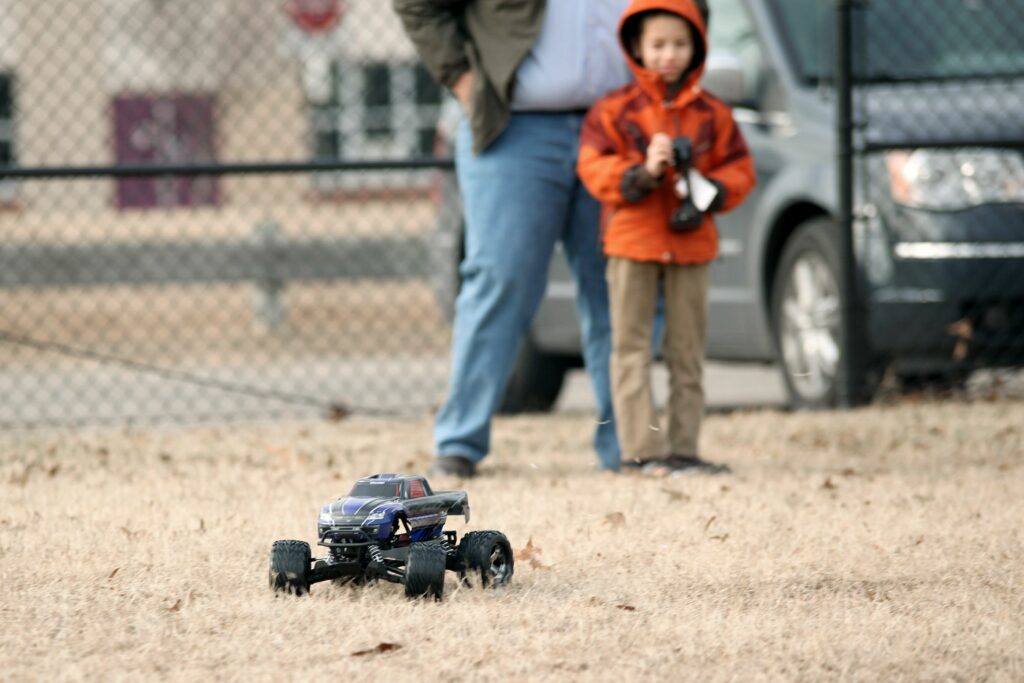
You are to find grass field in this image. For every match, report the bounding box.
[2,400,1022,681]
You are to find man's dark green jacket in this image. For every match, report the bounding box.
[392,0,546,154]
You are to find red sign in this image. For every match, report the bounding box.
[284,0,345,34]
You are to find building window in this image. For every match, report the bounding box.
[113,94,219,209]
[0,73,15,201]
[311,60,443,164]
[363,63,393,140]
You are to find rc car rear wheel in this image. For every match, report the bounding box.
[269,540,311,596]
[456,531,514,588]
[404,541,446,600]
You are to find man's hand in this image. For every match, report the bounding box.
[451,70,474,113]
[645,132,673,179]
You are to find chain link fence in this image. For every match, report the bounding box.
[0,0,460,426]
[849,0,1024,398]
[1,0,1022,428]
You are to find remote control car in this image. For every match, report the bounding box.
[268,473,513,599]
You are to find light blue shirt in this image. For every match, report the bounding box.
[511,0,633,111]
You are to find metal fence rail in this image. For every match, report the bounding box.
[0,230,427,288]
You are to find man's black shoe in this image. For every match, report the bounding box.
[644,454,731,475]
[429,454,477,478]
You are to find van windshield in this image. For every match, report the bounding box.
[769,0,1024,84]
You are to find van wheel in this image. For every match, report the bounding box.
[771,218,877,408]
[498,336,571,414]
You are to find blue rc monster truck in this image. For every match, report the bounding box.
[268,473,513,599]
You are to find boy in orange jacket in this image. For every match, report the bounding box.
[578,0,756,474]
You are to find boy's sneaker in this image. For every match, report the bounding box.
[621,457,655,470]
[428,454,477,478]
[644,454,731,476]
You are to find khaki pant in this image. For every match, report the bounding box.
[607,257,709,460]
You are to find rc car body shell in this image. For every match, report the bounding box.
[318,473,469,544]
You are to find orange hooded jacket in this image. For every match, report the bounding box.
[577,0,756,265]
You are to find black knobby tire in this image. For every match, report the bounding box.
[269,540,311,596]
[456,530,514,588]
[404,541,447,600]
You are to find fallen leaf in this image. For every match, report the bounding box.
[351,642,401,657]
[660,487,690,502]
[709,534,729,542]
[946,318,973,342]
[821,478,837,490]
[326,403,350,422]
[514,537,541,561]
[615,604,637,612]
[515,537,549,569]
[107,567,120,580]
[602,512,626,529]
[703,515,717,533]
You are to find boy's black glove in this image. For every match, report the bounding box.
[668,136,728,231]
[670,200,704,232]
[670,137,703,232]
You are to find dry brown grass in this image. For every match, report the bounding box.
[2,400,1023,681]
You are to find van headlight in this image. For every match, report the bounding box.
[885,148,1024,210]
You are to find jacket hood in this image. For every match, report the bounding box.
[618,0,708,104]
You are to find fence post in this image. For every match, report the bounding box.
[835,0,868,407]
[252,221,285,330]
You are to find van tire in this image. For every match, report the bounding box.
[771,218,878,408]
[498,336,571,414]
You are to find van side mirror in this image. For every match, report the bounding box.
[702,51,746,105]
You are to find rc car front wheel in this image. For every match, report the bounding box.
[269,540,311,596]
[404,541,446,600]
[456,531,514,588]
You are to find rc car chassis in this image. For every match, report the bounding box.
[269,473,513,599]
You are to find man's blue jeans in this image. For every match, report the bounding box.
[434,112,621,471]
